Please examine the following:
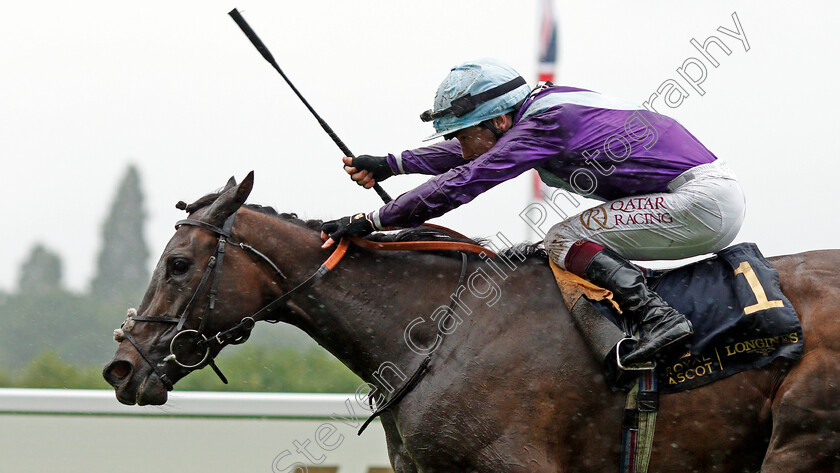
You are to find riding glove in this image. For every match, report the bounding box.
[321,213,375,241]
[351,155,395,182]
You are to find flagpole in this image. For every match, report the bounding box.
[528,0,558,242]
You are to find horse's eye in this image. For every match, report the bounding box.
[169,258,191,276]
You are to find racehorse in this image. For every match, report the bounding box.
[103,173,840,472]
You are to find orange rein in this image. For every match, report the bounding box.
[322,227,496,270]
[349,237,496,257]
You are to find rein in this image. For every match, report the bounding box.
[120,216,493,402]
[356,247,472,435]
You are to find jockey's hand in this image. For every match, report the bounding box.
[343,155,394,189]
[320,213,375,248]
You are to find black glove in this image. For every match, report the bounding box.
[321,213,375,241]
[352,155,395,182]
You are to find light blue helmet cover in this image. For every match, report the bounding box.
[423,58,531,141]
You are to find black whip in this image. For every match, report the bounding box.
[228,8,392,204]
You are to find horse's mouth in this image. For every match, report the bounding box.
[113,371,169,406]
[136,372,169,405]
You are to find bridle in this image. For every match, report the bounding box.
[118,212,345,389]
[116,211,494,409]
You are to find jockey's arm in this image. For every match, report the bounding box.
[344,140,465,189]
[387,140,465,175]
[369,121,558,229]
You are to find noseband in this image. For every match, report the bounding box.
[117,211,491,407]
[118,213,346,390]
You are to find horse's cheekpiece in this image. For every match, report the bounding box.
[582,242,804,393]
[112,213,289,389]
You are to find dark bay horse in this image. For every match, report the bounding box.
[104,173,840,472]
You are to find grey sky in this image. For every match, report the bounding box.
[2,1,838,292]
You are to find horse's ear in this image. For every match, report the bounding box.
[223,176,237,191]
[202,171,254,227]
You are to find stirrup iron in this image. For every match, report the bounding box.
[615,337,655,371]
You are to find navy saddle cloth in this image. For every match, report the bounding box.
[598,242,803,393]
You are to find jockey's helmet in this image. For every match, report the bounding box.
[420,58,531,141]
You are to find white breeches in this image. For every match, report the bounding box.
[546,161,746,269]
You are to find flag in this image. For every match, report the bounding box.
[537,0,557,83]
[533,0,558,199]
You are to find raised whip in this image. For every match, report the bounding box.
[228,8,392,204]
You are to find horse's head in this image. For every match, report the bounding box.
[103,171,282,405]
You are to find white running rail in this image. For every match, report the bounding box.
[0,388,392,473]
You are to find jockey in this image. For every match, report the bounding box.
[320,58,746,366]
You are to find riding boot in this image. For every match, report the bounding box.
[583,248,694,366]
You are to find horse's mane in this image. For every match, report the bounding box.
[181,192,547,262]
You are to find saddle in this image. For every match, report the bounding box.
[550,242,804,393]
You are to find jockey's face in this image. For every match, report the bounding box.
[455,125,498,160]
[454,114,513,160]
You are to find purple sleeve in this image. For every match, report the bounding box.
[371,119,562,228]
[385,140,465,175]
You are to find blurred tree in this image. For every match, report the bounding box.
[90,165,150,303]
[0,342,362,392]
[9,351,105,389]
[0,366,11,386]
[176,343,363,393]
[0,290,121,370]
[17,244,62,294]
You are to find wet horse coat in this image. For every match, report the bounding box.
[104,174,840,472]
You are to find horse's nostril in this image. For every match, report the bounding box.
[104,360,133,385]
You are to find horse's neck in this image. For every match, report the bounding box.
[300,249,459,383]
[246,214,460,385]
